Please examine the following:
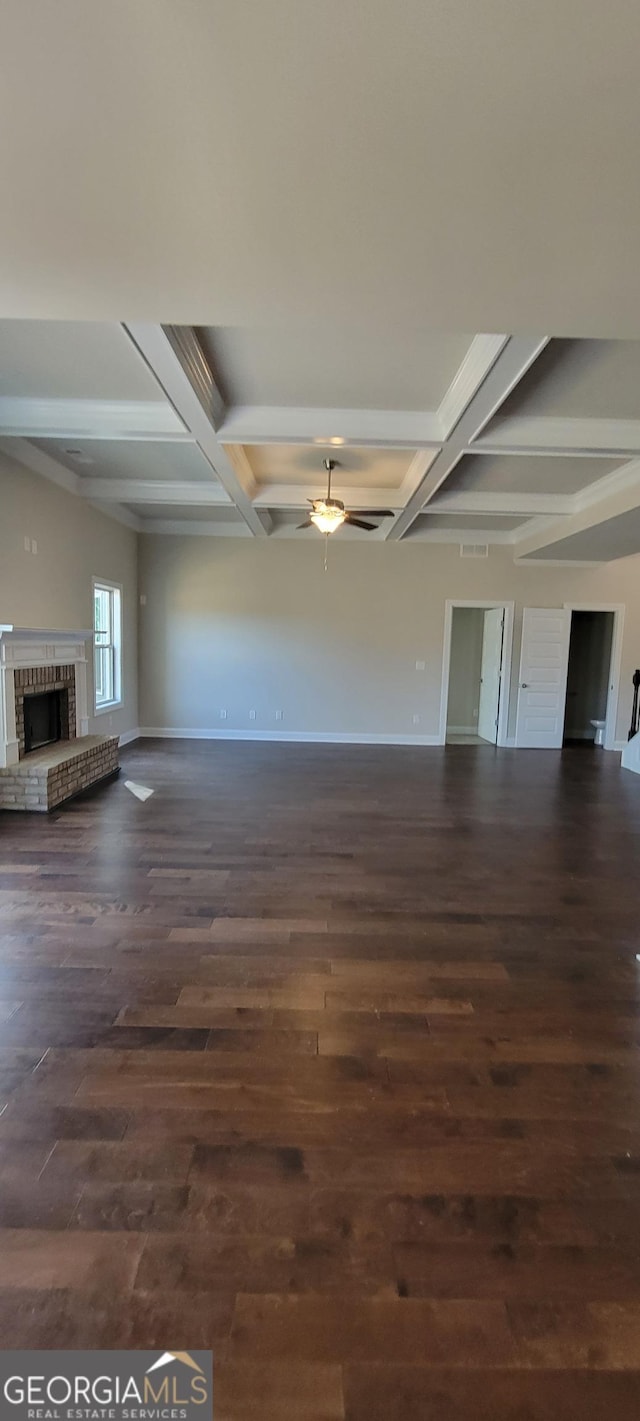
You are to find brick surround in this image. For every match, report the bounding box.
[0,736,120,812]
[15,664,76,759]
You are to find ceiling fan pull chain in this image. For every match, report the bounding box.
[324,535,329,573]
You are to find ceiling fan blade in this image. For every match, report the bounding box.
[297,519,313,529]
[351,509,395,518]
[346,516,378,531]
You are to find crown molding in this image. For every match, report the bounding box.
[475,416,640,456]
[87,501,142,532]
[77,478,231,505]
[403,525,515,544]
[573,456,640,511]
[0,397,187,440]
[513,556,603,567]
[430,490,574,516]
[140,520,253,537]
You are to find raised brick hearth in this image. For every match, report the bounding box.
[0,735,119,812]
[0,628,120,811]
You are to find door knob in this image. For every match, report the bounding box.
[521,682,529,688]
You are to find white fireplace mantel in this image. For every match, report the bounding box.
[0,626,94,768]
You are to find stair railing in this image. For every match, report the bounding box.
[629,669,640,741]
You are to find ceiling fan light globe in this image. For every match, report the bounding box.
[310,506,346,534]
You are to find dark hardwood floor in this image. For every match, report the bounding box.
[1,739,640,1417]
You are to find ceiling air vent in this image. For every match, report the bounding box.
[460,543,489,559]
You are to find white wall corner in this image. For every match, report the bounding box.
[119,727,141,747]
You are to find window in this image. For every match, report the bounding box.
[93,580,122,711]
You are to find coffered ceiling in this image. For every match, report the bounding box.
[3,322,640,563]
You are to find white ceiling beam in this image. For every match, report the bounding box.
[445,336,550,448]
[216,404,443,449]
[398,448,442,500]
[387,337,550,540]
[270,522,387,541]
[385,446,465,540]
[141,520,254,538]
[404,525,521,544]
[437,334,509,437]
[123,324,271,537]
[0,397,188,440]
[251,483,405,510]
[474,415,640,457]
[77,478,232,506]
[428,490,574,516]
[514,457,640,559]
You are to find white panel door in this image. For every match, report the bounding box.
[515,607,571,748]
[478,607,505,743]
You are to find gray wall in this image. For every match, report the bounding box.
[447,607,485,730]
[0,451,138,738]
[138,533,637,744]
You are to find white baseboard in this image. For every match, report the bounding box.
[138,726,441,747]
[118,727,141,746]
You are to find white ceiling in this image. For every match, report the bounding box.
[525,507,640,563]
[3,321,640,562]
[198,328,473,411]
[2,2,640,338]
[494,340,640,422]
[33,438,222,485]
[0,321,164,401]
[246,444,412,491]
[434,453,620,499]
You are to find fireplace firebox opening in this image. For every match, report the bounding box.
[24,689,68,755]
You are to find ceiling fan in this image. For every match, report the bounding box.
[298,459,395,534]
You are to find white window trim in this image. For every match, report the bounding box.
[92,577,123,714]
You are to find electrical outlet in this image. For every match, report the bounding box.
[412,714,420,725]
[31,539,38,555]
[140,594,147,606]
[249,710,256,721]
[275,710,284,722]
[23,536,30,552]
[219,709,227,720]
[415,659,426,671]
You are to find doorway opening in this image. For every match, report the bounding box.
[441,601,513,746]
[563,610,615,747]
[514,603,624,749]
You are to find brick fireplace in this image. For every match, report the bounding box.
[0,626,119,811]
